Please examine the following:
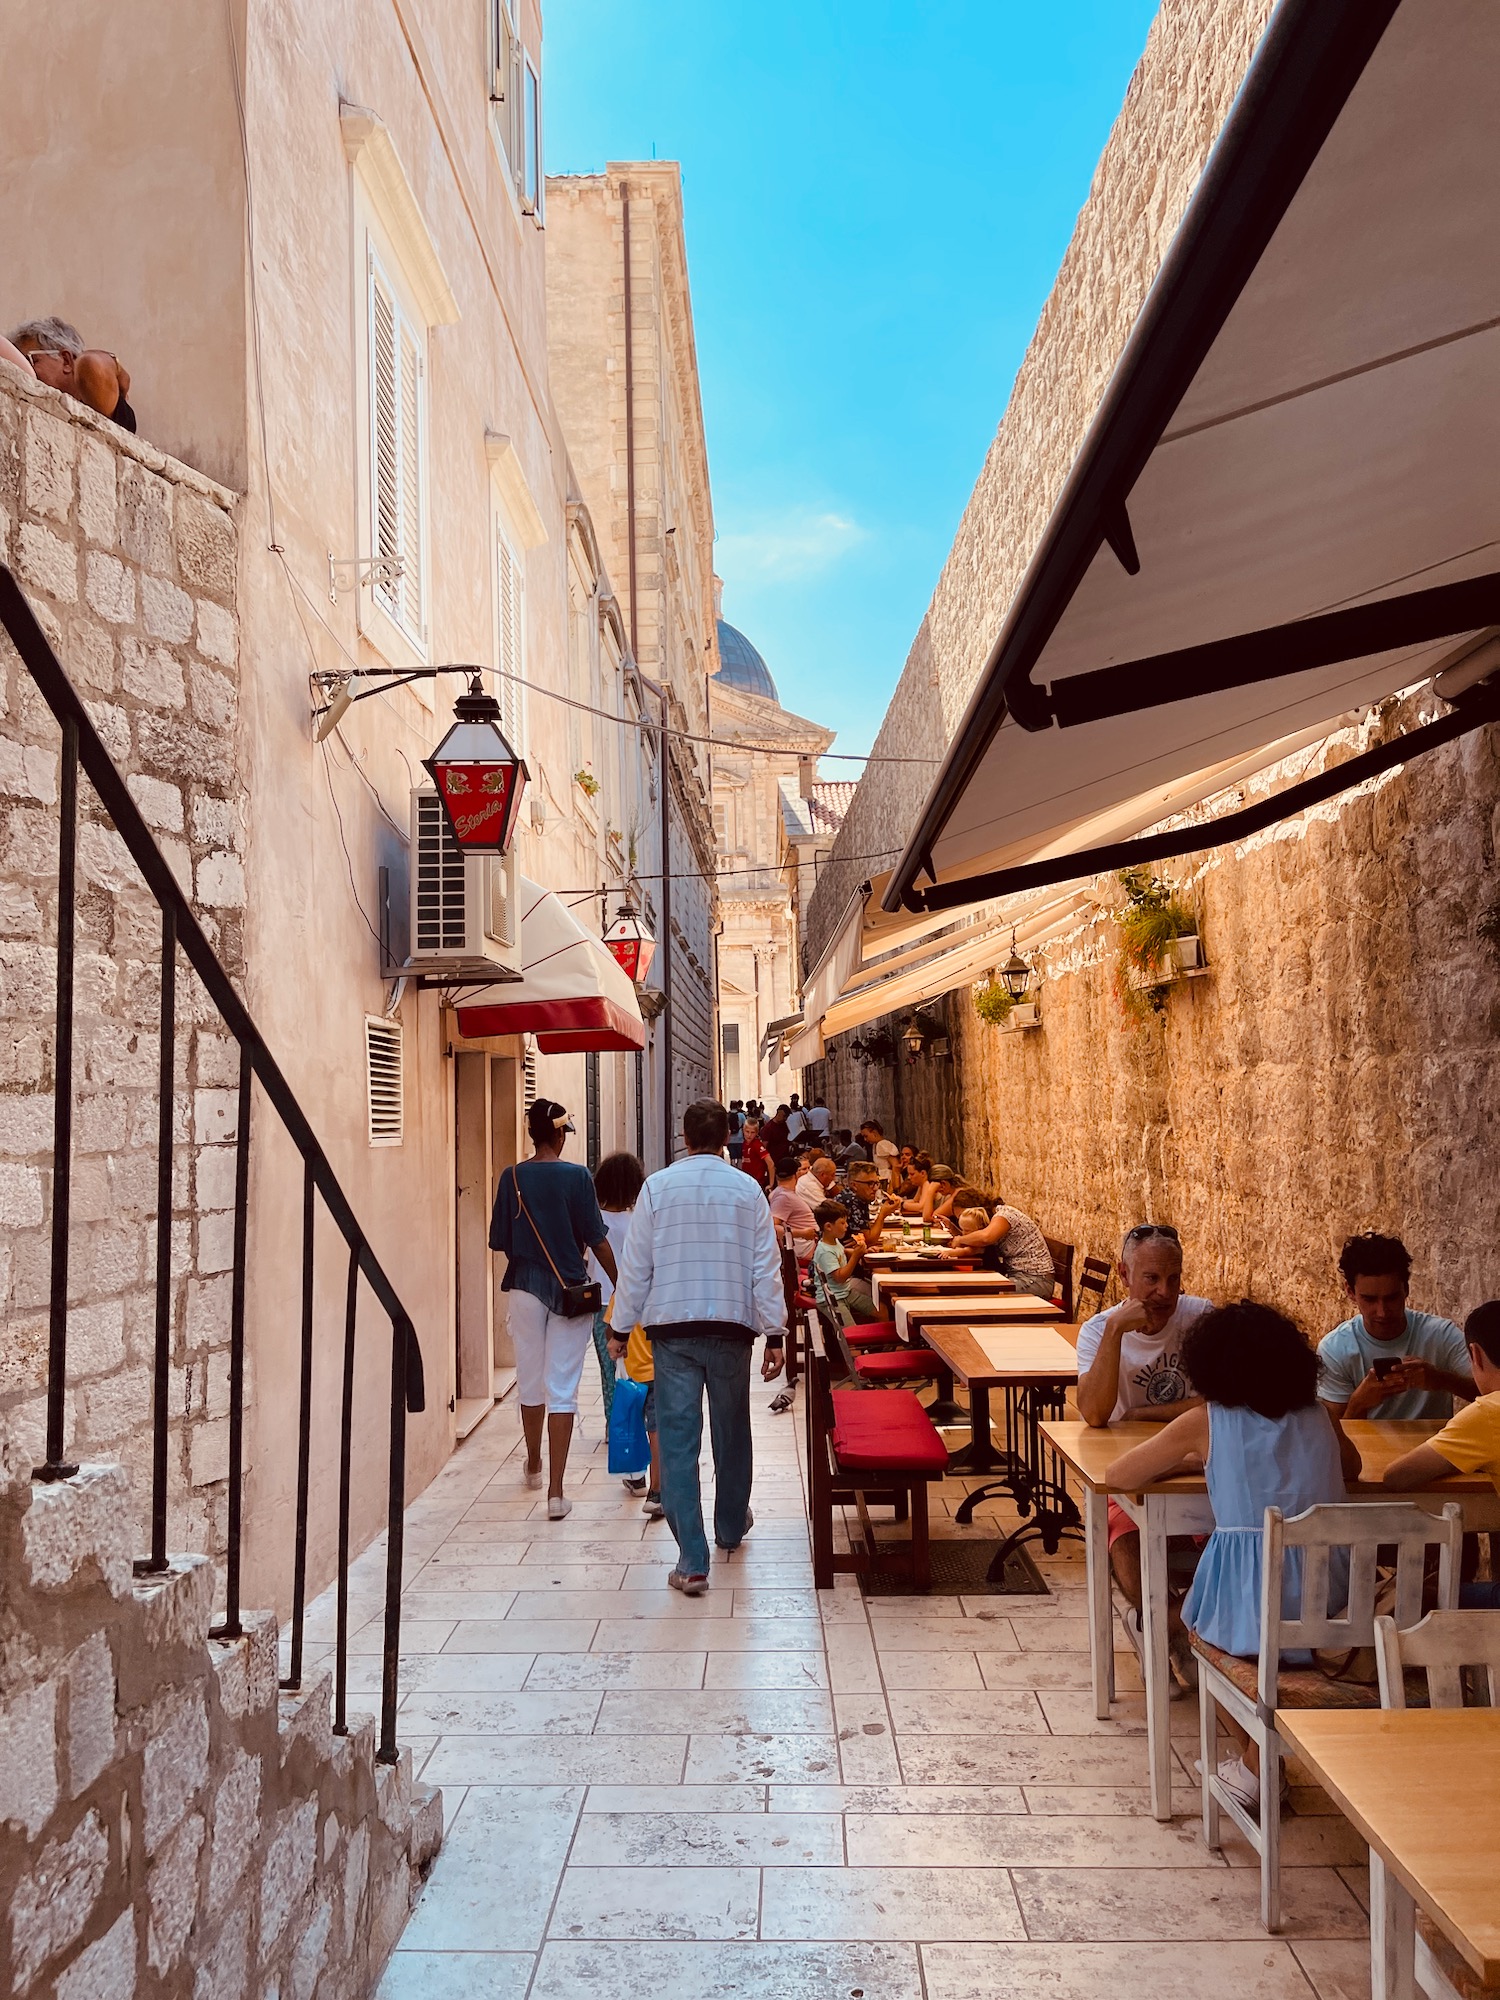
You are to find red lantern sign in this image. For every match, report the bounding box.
[423,678,528,853]
[602,907,656,985]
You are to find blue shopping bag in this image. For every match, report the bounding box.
[607,1368,650,1475]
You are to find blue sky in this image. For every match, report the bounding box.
[545,2,1159,759]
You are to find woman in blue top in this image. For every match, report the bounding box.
[1110,1301,1360,1814]
[489,1099,617,1519]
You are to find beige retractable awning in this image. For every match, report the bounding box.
[887,0,1500,914]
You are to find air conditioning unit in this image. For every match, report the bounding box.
[408,788,523,979]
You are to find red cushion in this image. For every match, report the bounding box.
[831,1388,949,1474]
[794,1292,817,1311]
[844,1322,899,1348]
[855,1349,944,1381]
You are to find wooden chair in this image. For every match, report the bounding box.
[1044,1235,1075,1318]
[1372,1610,1500,2000]
[806,1350,948,1591]
[1075,1253,1113,1320]
[1195,1500,1462,1934]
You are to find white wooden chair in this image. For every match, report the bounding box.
[1193,1499,1462,1934]
[1371,1609,1500,2000]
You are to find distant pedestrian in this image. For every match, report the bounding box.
[589,1150,649,1495]
[490,1099,617,1519]
[608,1099,786,1595]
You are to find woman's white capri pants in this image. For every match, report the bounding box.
[506,1290,594,1413]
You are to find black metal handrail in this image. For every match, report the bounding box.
[0,565,424,1763]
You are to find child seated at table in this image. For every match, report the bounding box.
[1384,1300,1500,1605]
[1109,1301,1361,1812]
[811,1201,883,1323]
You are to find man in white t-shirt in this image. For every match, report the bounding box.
[858,1119,900,1187]
[1075,1224,1213,1690]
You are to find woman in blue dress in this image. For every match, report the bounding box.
[1109,1301,1361,1813]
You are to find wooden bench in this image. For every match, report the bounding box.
[806,1347,949,1591]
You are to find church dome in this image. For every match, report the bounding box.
[715,620,778,703]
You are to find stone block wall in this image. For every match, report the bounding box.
[0,1414,440,1999]
[0,367,245,1556]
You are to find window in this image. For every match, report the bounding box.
[721,1022,741,1103]
[495,519,526,754]
[712,801,727,845]
[368,250,427,648]
[366,1018,404,1146]
[522,56,542,215]
[491,0,522,180]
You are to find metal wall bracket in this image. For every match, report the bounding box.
[327,552,406,604]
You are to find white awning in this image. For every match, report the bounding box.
[887,0,1500,912]
[453,878,646,1052]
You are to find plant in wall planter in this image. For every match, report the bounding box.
[574,766,601,798]
[973,978,1015,1028]
[1009,1001,1040,1029]
[1114,866,1203,1026]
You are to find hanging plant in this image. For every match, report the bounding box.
[574,767,602,798]
[973,978,1015,1028]
[1114,867,1200,1025]
[850,1029,897,1068]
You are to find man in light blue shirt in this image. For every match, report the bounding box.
[1317,1231,1472,1422]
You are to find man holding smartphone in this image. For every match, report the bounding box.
[1317,1231,1472,1421]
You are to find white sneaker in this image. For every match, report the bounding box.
[1215,1755,1261,1811]
[523,1464,544,1490]
[547,1495,572,1521]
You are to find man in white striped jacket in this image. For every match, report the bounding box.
[608,1100,787,1595]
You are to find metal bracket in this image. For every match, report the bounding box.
[327,553,405,604]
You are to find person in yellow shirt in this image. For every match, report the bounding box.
[1385,1300,1500,1605]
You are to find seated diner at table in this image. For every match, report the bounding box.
[930,1182,986,1235]
[947,1193,1056,1299]
[1108,1300,1360,1813]
[897,1151,934,1211]
[768,1154,819,1266]
[796,1153,838,1207]
[1317,1231,1472,1423]
[1383,1299,1500,1605]
[911,1164,961,1225]
[1074,1223,1214,1690]
[840,1158,894,1241]
[811,1200,882,1322]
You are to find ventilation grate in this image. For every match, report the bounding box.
[366,1017,404,1146]
[523,1047,537,1110]
[414,791,468,954]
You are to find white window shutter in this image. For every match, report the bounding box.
[368,248,426,646]
[496,527,525,752]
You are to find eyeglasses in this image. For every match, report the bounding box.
[1123,1223,1180,1244]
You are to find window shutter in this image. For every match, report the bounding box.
[368,249,425,645]
[366,1018,404,1146]
[496,526,525,751]
[523,1047,537,1110]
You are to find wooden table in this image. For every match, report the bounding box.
[1276,1709,1500,1998]
[915,1322,1082,1569]
[893,1293,1062,1341]
[870,1267,1023,1307]
[1041,1418,1500,1822]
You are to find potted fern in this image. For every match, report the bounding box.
[1115,868,1202,1017]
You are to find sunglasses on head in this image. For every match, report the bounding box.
[1124,1223,1180,1244]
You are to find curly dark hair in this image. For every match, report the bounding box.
[594,1151,645,1211]
[1181,1300,1319,1419]
[1338,1231,1412,1289]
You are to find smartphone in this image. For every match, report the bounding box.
[1372,1356,1402,1381]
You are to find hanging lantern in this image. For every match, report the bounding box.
[1000,928,1032,1002]
[602,906,657,985]
[901,1017,926,1059]
[423,676,528,852]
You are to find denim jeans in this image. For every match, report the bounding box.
[590,1310,615,1425]
[1460,1579,1500,1608]
[651,1335,753,1577]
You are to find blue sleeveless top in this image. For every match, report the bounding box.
[1182,1402,1346,1658]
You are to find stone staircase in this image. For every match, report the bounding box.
[0,1416,441,1999]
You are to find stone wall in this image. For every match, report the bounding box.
[0,367,244,1555]
[0,1415,439,2000]
[821,700,1500,1335]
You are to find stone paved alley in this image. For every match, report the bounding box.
[305,1376,1381,2000]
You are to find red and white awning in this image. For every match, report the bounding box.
[455,878,646,1053]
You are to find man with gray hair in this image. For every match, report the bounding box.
[1075,1223,1214,1690]
[8,316,136,432]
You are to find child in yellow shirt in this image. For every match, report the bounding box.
[1385,1300,1500,1604]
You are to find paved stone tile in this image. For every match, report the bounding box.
[896,1736,1171,1785]
[833,1693,902,1783]
[684,1731,842,1783]
[421,1735,686,1786]
[975,1649,1141,1690]
[861,1616,1017,1650]
[1290,1940,1374,2000]
[398,1785,583,1951]
[920,1941,1318,2000]
[550,1864,760,1940]
[772,1784,1028,1815]
[703,1651,827,1689]
[597,1688,835,1735]
[1010,1865,1369,1940]
[377,1951,536,1998]
[887,1689,1048,1735]
[443,1619,599,1652]
[596,1617,825,1652]
[369,1654,532,1694]
[875,1651,985,1688]
[1039,1691,1200,1738]
[524,1651,707,1691]
[571,1810,842,1866]
[762,1864,1026,1942]
[846,1812,1219,1869]
[1023,1785,1201,1817]
[345,1619,455,1655]
[530,1939,923,1998]
[399,1691,603,1735]
[400,1592,520,1620]
[583,1785,768,1813]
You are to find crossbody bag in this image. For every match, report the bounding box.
[512,1165,602,1319]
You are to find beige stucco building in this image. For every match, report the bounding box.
[0,1,684,1612]
[544,164,721,1150]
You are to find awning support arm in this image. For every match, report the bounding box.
[1032,570,1500,731]
[900,685,1500,913]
